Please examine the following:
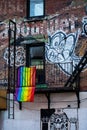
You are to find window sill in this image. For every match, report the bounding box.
[24,16,47,22]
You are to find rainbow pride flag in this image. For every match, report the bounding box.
[15,87,35,102]
[15,66,36,102]
[17,66,36,87]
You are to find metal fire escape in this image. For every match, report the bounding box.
[36,51,87,109]
[8,20,16,119]
[7,19,87,117]
[64,50,87,87]
[64,50,87,107]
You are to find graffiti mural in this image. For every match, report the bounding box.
[1,15,87,75]
[41,109,78,130]
[45,30,81,75]
[3,46,26,67]
[50,110,69,130]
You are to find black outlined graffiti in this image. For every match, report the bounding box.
[83,23,87,35]
[82,16,87,36]
[50,110,69,130]
[45,30,81,75]
[4,46,25,66]
[41,109,78,130]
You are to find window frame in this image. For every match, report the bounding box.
[26,42,45,85]
[27,0,45,19]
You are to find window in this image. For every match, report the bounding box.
[26,43,45,84]
[27,0,45,18]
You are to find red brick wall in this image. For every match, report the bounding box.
[0,0,26,20]
[45,0,72,15]
[0,0,73,21]
[0,0,86,21]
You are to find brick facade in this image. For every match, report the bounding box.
[0,0,26,20]
[0,0,87,90]
[0,0,73,21]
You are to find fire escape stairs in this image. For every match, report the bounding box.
[64,50,87,108]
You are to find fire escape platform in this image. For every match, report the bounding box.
[34,85,80,109]
[35,86,77,93]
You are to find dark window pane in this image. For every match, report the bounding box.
[26,43,45,84]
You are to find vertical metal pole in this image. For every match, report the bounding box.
[13,20,16,119]
[76,75,80,108]
[46,93,50,109]
[8,21,11,119]
[13,21,16,93]
[8,22,11,92]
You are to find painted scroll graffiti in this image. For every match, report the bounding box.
[4,46,25,67]
[45,30,81,75]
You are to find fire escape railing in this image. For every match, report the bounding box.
[7,18,87,113]
[35,62,74,93]
[36,49,87,108]
[35,62,74,109]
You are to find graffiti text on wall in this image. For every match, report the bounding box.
[0,15,86,39]
[4,46,25,67]
[0,79,8,86]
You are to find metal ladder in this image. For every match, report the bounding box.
[8,20,16,119]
